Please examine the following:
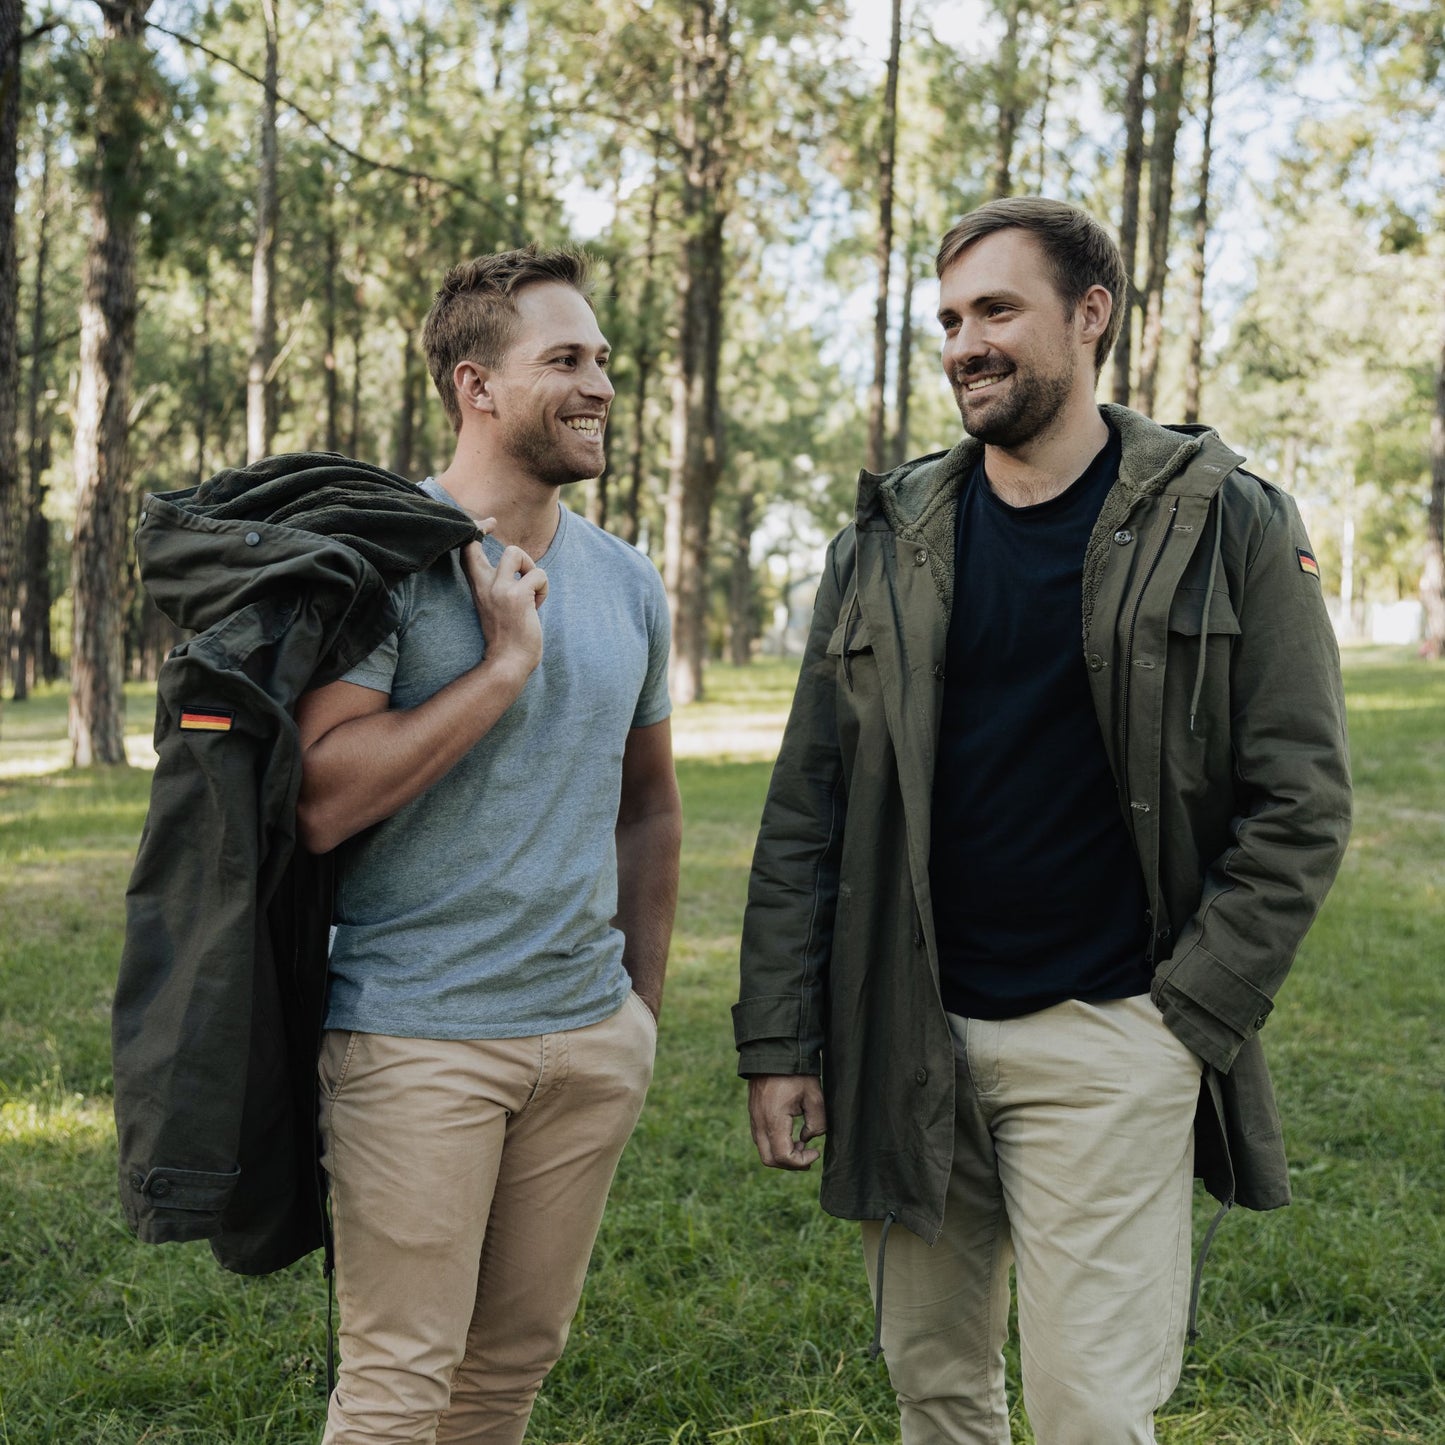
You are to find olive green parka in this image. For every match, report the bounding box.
[735,405,1351,1246]
[112,454,476,1274]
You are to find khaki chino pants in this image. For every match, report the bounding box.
[861,994,1202,1445]
[317,991,657,1445]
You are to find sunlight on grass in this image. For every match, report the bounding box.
[0,1093,111,1146]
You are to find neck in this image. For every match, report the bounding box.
[435,439,562,558]
[982,397,1109,508]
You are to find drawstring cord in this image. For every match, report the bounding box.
[1187,1195,1233,1344]
[1188,496,1225,734]
[869,1211,898,1360]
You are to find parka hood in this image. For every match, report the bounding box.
[853,404,1245,619]
[137,452,478,635]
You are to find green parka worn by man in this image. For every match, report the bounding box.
[736,403,1351,1250]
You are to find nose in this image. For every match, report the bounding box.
[942,319,988,378]
[582,359,614,402]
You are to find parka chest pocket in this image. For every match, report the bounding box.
[826,599,874,692]
[1167,586,1241,638]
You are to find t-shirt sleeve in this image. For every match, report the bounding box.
[632,562,673,729]
[338,578,410,695]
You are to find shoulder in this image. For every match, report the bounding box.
[566,511,667,596]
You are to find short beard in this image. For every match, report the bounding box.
[502,415,602,487]
[956,361,1073,450]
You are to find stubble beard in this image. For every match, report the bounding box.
[955,355,1075,450]
[501,411,604,488]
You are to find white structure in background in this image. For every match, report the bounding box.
[752,486,834,658]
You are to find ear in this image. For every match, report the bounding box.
[1077,285,1113,351]
[453,360,497,418]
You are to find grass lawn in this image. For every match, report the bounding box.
[1,653,1442,1443]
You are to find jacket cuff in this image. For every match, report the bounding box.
[1152,939,1274,1074]
[120,1164,240,1242]
[733,994,814,1046]
[736,1040,820,1079]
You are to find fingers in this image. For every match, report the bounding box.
[748,1075,826,1171]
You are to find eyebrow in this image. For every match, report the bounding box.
[936,291,1026,323]
[540,341,610,356]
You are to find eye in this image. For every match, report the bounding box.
[598,355,611,371]
[986,303,1013,319]
[554,354,577,368]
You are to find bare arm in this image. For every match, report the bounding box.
[612,718,682,1020]
[296,537,546,854]
[747,1074,827,1169]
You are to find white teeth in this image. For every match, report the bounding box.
[966,374,1006,392]
[565,417,601,434]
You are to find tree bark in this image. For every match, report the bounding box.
[1111,0,1151,407]
[727,473,755,665]
[1422,297,1445,658]
[866,0,901,474]
[620,138,664,548]
[247,0,279,463]
[1182,0,1215,425]
[664,0,732,705]
[0,0,21,713]
[892,233,917,468]
[991,0,1023,200]
[1136,0,1195,417]
[70,0,153,766]
[323,183,340,453]
[19,127,56,695]
[195,254,212,485]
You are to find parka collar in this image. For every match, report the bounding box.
[855,403,1246,616]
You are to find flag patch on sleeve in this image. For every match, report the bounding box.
[1296,549,1320,579]
[180,707,235,732]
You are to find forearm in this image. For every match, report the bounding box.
[613,805,682,1017]
[298,651,531,853]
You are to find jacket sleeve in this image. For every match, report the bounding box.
[733,531,851,1077]
[1152,485,1351,1073]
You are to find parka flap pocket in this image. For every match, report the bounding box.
[826,617,872,656]
[1168,586,1241,637]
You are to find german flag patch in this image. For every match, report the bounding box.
[1296,548,1320,580]
[180,707,235,733]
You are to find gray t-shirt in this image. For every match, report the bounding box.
[325,480,672,1039]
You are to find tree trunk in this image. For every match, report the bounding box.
[1111,0,1151,407]
[1135,0,1195,417]
[195,255,211,484]
[664,0,732,705]
[866,0,901,474]
[991,0,1023,200]
[70,0,153,767]
[1182,0,1215,425]
[323,189,340,453]
[391,327,420,477]
[0,0,21,714]
[17,126,54,699]
[621,141,664,548]
[246,0,279,463]
[348,292,364,457]
[1422,297,1445,658]
[727,474,755,665]
[892,233,917,468]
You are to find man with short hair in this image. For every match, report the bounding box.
[735,198,1350,1443]
[297,244,681,1443]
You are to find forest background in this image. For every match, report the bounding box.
[0,0,1442,757]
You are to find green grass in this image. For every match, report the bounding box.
[2,653,1443,1443]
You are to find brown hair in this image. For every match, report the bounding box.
[935,198,1127,373]
[423,244,596,432]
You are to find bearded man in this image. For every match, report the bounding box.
[296,245,681,1443]
[735,198,1350,1443]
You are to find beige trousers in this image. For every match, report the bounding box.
[861,994,1202,1445]
[317,991,657,1445]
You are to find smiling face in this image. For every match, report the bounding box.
[483,282,614,488]
[937,229,1102,451]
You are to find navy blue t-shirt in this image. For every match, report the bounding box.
[929,423,1151,1019]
